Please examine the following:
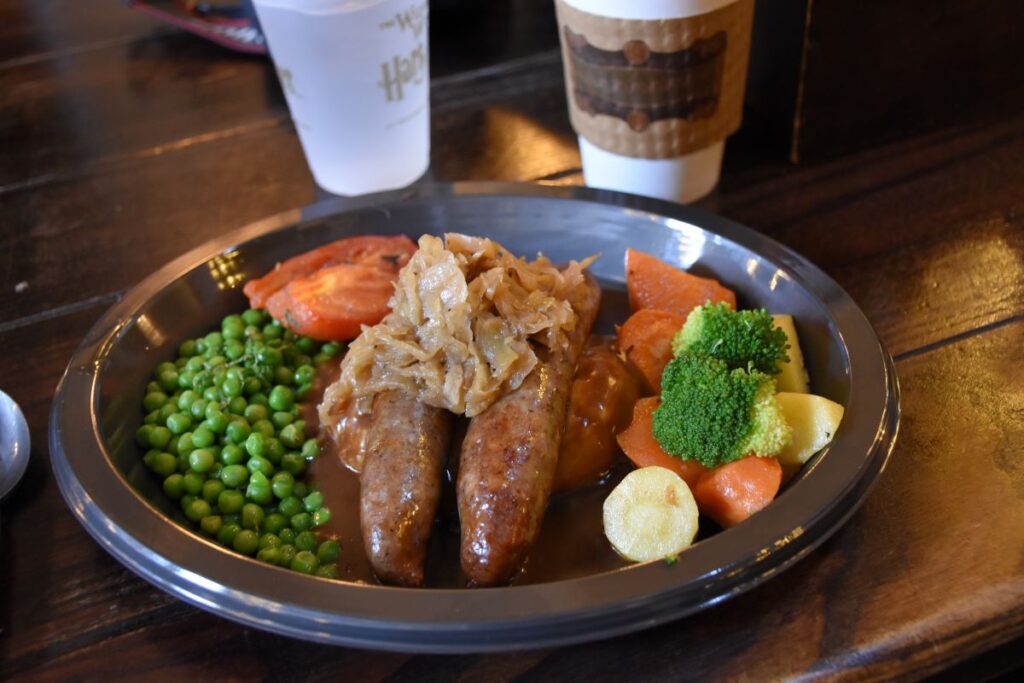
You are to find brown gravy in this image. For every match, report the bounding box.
[306,335,643,588]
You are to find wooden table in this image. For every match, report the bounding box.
[2,2,1022,680]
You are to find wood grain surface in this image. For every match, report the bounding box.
[1,1,1022,680]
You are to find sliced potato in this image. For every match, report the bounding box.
[603,466,699,562]
[775,392,845,477]
[772,314,810,393]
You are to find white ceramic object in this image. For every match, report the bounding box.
[0,389,30,501]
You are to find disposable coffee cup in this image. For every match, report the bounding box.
[555,0,754,203]
[253,0,430,196]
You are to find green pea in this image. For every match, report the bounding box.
[247,393,268,408]
[144,450,178,478]
[200,515,223,536]
[144,410,160,426]
[166,412,192,435]
[273,366,293,387]
[251,419,275,438]
[184,498,212,522]
[277,544,297,567]
[180,494,197,511]
[245,432,267,457]
[296,336,317,354]
[187,427,212,449]
[321,342,342,358]
[202,386,221,403]
[186,356,205,372]
[183,471,205,495]
[175,433,195,455]
[261,325,283,343]
[243,377,263,395]
[159,403,178,420]
[177,370,195,389]
[271,471,294,499]
[259,533,282,550]
[143,392,167,413]
[223,419,249,445]
[295,531,317,552]
[264,438,284,465]
[312,352,330,365]
[295,384,312,401]
[271,411,293,429]
[279,423,303,449]
[246,476,273,505]
[291,512,312,532]
[188,448,215,473]
[241,309,265,326]
[280,453,306,476]
[191,371,212,392]
[233,529,259,555]
[292,481,308,499]
[163,473,186,499]
[220,464,249,488]
[145,426,172,450]
[222,314,245,338]
[220,443,245,466]
[221,377,243,399]
[295,354,313,369]
[301,439,319,460]
[226,396,247,415]
[278,496,303,518]
[241,503,265,531]
[224,339,245,361]
[264,512,288,535]
[201,479,225,504]
[312,507,331,528]
[179,339,198,357]
[217,522,242,545]
[290,550,319,574]
[315,563,338,579]
[158,369,179,392]
[217,489,245,514]
[316,540,340,564]
[204,331,224,351]
[189,398,209,420]
[243,403,268,423]
[294,365,315,386]
[206,355,227,370]
[204,412,229,434]
[256,547,281,564]
[303,491,324,512]
[268,385,294,411]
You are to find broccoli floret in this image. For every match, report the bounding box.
[652,353,791,468]
[671,302,790,374]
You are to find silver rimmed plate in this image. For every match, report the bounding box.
[50,182,899,652]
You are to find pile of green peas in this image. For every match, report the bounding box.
[135,308,344,578]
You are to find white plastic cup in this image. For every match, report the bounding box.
[252,0,430,196]
[559,0,744,204]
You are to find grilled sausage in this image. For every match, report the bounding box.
[360,390,452,587]
[457,275,601,585]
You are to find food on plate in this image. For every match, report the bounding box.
[458,273,601,585]
[692,456,783,528]
[771,315,810,393]
[774,392,845,477]
[243,235,417,341]
[617,309,687,394]
[321,233,595,419]
[625,247,736,315]
[136,308,343,577]
[616,398,707,487]
[602,466,699,562]
[136,235,847,585]
[552,340,642,493]
[359,391,452,587]
[671,302,790,375]
[652,353,792,468]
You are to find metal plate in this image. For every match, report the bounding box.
[50,182,899,652]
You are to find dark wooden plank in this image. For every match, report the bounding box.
[0,0,163,64]
[3,314,1022,680]
[0,1,561,191]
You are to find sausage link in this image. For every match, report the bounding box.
[457,275,601,585]
[360,390,452,587]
